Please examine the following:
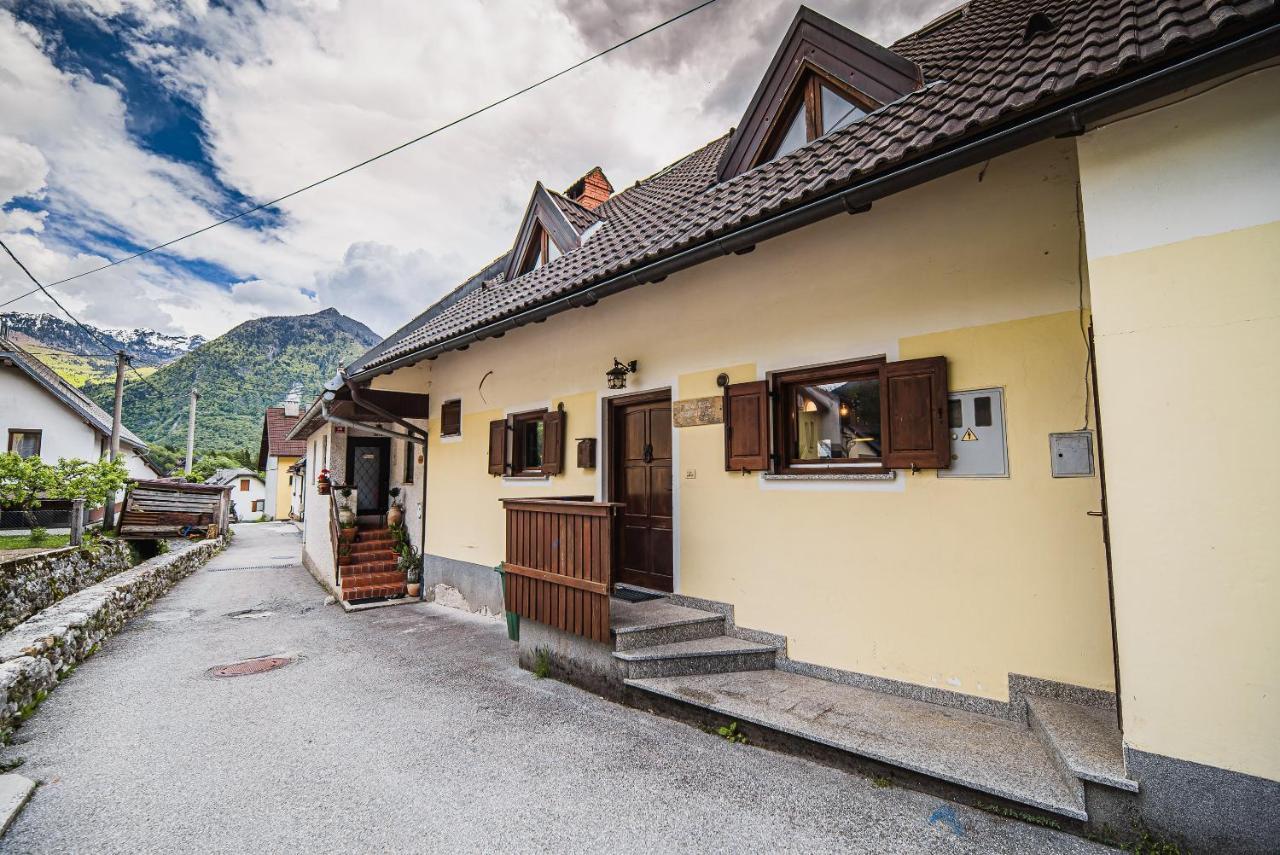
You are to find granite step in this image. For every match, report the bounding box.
[613,636,777,679]
[610,598,725,651]
[1027,696,1136,793]
[627,669,1088,821]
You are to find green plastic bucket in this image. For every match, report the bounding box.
[494,563,520,642]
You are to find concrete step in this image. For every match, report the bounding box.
[611,599,725,651]
[627,669,1088,821]
[613,635,776,679]
[1027,696,1136,794]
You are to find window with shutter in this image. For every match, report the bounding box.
[509,409,548,476]
[771,358,885,474]
[440,399,461,437]
[542,408,566,475]
[487,419,507,476]
[724,381,770,472]
[882,357,949,470]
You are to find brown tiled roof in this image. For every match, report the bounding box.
[349,0,1277,376]
[260,407,306,463]
[550,191,603,234]
[0,334,148,450]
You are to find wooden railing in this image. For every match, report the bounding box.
[501,497,623,643]
[328,487,343,587]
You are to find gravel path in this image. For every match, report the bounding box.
[0,523,1114,854]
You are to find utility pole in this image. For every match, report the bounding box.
[184,382,199,476]
[102,350,127,531]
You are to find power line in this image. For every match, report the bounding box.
[0,0,722,309]
[0,237,180,400]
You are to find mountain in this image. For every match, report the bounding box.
[82,308,380,459]
[0,312,205,387]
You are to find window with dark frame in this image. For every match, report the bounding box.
[7,429,41,459]
[509,409,547,476]
[756,69,874,167]
[773,357,887,474]
[403,439,415,484]
[516,224,562,276]
[440,399,461,437]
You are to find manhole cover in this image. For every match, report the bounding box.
[208,656,293,678]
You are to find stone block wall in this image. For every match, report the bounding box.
[0,537,224,744]
[0,541,133,634]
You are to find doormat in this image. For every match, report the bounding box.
[613,587,664,603]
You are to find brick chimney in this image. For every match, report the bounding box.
[565,167,613,211]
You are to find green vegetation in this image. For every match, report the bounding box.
[0,533,71,551]
[533,648,552,679]
[716,721,749,744]
[978,802,1062,830]
[84,308,379,458]
[0,453,128,522]
[870,775,892,788]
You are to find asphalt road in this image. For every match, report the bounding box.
[0,523,1113,854]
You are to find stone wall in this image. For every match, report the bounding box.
[0,541,133,634]
[0,537,224,744]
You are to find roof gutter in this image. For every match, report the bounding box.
[348,20,1280,383]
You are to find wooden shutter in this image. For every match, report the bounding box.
[487,419,507,475]
[542,409,566,475]
[724,381,770,472]
[441,400,461,437]
[882,357,949,470]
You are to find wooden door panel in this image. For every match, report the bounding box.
[611,396,675,593]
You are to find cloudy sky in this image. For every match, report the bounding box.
[0,0,950,341]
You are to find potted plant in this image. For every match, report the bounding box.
[337,486,357,534]
[399,543,422,598]
[317,468,332,495]
[387,487,404,527]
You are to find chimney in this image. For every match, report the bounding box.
[283,391,301,418]
[565,167,613,211]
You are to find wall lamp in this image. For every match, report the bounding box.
[606,358,638,390]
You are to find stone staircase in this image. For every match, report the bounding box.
[611,596,1136,826]
[337,527,405,601]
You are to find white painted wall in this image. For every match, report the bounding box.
[264,457,280,517]
[225,475,266,521]
[1,368,104,463]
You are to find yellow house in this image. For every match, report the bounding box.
[290,3,1280,851]
[257,397,306,520]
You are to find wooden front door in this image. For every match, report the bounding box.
[610,394,673,592]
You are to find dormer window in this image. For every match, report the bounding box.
[715,7,923,183]
[760,72,872,165]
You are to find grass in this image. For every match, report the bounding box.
[0,533,71,551]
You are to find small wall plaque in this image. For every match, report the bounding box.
[576,438,597,469]
[672,396,724,428]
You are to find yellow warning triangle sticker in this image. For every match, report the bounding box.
[960,428,978,442]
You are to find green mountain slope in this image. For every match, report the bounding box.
[84,308,379,456]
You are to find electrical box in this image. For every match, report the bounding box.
[1049,431,1095,477]
[939,388,1009,478]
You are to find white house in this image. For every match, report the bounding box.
[1,326,160,486]
[204,469,267,521]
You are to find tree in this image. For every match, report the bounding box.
[47,458,129,508]
[0,453,58,518]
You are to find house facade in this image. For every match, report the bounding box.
[258,397,306,520]
[290,2,1279,850]
[1,326,159,488]
[205,469,266,521]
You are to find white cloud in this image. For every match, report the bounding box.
[0,0,951,341]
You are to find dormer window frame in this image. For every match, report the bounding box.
[750,61,879,169]
[504,182,591,282]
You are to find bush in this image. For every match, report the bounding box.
[28,526,47,544]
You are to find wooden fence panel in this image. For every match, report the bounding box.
[501,498,621,644]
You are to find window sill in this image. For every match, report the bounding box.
[763,471,896,482]
[502,474,550,482]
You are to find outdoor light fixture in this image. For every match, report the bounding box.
[606,358,638,390]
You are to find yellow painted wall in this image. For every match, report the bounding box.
[410,137,1114,702]
[1078,67,1280,780]
[273,455,298,519]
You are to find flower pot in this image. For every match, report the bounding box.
[387,506,403,527]
[338,507,356,527]
[406,582,420,598]
[317,481,330,496]
[339,526,357,542]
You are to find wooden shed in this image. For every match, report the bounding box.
[117,480,231,540]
